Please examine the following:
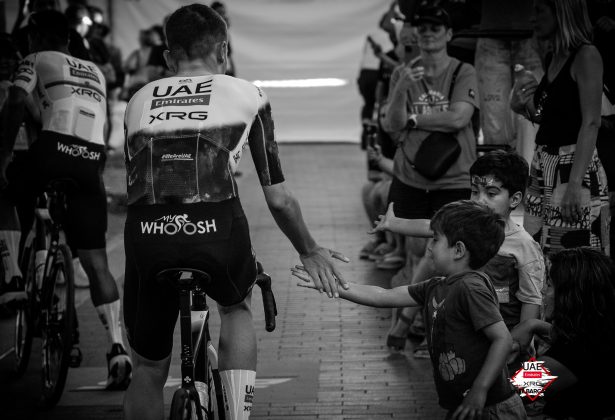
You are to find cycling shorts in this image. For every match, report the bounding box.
[123,198,257,361]
[29,131,108,250]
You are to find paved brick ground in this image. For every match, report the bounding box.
[0,144,446,419]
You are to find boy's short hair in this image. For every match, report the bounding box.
[470,150,529,197]
[430,200,505,269]
[165,4,227,61]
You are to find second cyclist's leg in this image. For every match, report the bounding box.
[218,294,257,420]
[78,248,132,389]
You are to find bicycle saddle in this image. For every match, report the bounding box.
[155,268,212,290]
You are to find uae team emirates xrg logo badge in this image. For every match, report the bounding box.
[510,357,558,401]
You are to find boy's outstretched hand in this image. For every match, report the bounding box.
[292,264,346,298]
[297,247,349,298]
[368,202,396,235]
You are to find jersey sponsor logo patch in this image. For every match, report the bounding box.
[148,111,208,124]
[57,142,102,160]
[69,67,101,83]
[140,214,217,235]
[152,80,212,98]
[71,86,103,102]
[161,153,193,161]
[150,94,210,110]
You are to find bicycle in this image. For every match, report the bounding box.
[156,261,277,420]
[13,178,77,408]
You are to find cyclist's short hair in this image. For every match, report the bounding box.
[29,10,69,45]
[430,200,505,269]
[470,150,529,198]
[165,4,227,61]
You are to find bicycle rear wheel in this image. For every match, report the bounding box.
[194,341,225,420]
[170,388,203,420]
[14,245,36,377]
[40,244,75,408]
[207,346,225,420]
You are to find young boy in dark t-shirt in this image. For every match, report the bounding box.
[374,151,544,367]
[293,201,526,418]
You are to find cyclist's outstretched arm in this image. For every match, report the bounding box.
[263,183,349,298]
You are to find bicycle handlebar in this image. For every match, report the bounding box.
[255,262,277,332]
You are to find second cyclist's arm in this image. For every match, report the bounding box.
[0,86,28,155]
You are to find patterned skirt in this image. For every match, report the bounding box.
[524,144,610,258]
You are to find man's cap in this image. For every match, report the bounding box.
[410,7,451,28]
[29,10,69,40]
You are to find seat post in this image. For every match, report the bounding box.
[178,284,195,388]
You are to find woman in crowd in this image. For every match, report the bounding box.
[511,0,610,258]
[380,6,479,353]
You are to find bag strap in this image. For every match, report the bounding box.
[447,61,464,100]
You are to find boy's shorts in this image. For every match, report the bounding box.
[445,393,526,420]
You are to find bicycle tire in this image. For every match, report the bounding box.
[40,244,75,408]
[207,347,225,420]
[170,388,201,420]
[13,246,35,377]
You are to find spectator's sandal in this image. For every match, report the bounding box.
[368,242,394,261]
[386,335,406,351]
[375,254,405,270]
[359,240,382,260]
[413,342,430,359]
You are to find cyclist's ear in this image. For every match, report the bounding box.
[163,49,177,73]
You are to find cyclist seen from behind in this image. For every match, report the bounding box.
[0,10,132,389]
[122,4,348,420]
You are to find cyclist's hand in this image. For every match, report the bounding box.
[298,246,349,298]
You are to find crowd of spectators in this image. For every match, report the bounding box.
[357,0,614,418]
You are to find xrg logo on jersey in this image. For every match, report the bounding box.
[148,111,208,125]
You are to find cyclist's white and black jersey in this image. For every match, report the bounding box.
[124,74,285,205]
[13,51,107,145]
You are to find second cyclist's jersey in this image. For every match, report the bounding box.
[13,51,107,145]
[124,74,284,205]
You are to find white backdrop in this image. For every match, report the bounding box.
[110,0,392,142]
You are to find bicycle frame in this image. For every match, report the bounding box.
[24,192,65,331]
[176,273,220,420]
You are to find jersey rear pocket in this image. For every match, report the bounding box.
[152,137,198,202]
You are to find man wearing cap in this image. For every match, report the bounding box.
[381,6,479,356]
[0,9,132,390]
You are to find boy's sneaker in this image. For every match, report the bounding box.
[105,343,132,390]
[359,240,381,259]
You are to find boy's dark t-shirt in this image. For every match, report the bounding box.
[408,271,514,410]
